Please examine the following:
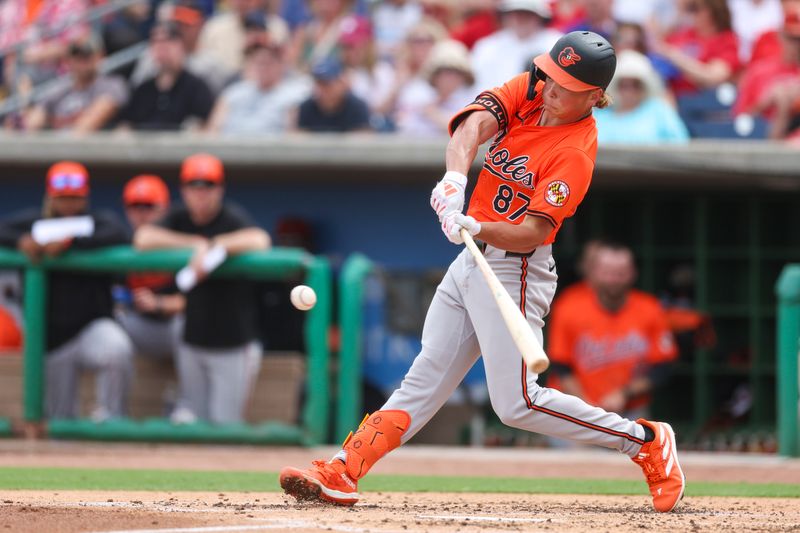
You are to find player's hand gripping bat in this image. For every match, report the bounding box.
[460,229,550,374]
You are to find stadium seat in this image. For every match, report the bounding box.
[677,85,769,139]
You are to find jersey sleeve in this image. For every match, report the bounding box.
[448,73,530,135]
[526,147,594,228]
[646,300,678,364]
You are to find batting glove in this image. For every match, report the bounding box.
[430,171,467,220]
[441,213,481,245]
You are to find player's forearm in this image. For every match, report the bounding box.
[133,225,207,250]
[446,111,498,175]
[445,122,481,175]
[212,227,271,254]
[477,215,554,253]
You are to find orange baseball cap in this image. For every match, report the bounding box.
[180,153,224,185]
[123,174,170,207]
[46,161,90,197]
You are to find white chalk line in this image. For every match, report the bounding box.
[95,518,406,533]
[417,514,561,524]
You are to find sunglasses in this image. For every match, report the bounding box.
[183,179,219,189]
[618,79,644,90]
[125,202,158,210]
[50,173,87,190]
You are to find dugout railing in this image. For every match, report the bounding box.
[0,245,332,445]
[776,265,800,457]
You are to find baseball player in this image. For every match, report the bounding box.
[281,31,685,513]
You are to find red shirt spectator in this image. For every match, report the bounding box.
[655,0,741,95]
[735,5,800,118]
[450,9,498,49]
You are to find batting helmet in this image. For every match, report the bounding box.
[527,31,616,99]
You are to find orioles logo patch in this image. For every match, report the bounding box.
[558,46,581,67]
[545,181,570,207]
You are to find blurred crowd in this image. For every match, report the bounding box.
[0,0,798,142]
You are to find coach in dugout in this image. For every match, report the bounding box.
[547,242,677,420]
[0,161,133,421]
[133,153,270,424]
[116,174,185,361]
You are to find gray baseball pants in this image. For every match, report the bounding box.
[383,244,647,458]
[175,340,262,424]
[115,309,182,360]
[46,317,134,419]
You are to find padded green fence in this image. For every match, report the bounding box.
[776,265,800,457]
[336,254,374,443]
[0,246,332,445]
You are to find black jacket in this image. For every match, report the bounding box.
[0,209,130,350]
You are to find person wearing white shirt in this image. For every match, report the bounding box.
[728,0,783,61]
[471,0,562,91]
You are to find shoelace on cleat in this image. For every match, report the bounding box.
[638,452,667,483]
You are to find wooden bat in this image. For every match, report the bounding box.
[460,229,550,374]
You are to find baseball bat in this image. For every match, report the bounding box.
[460,229,550,374]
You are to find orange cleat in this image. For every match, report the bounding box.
[280,459,359,506]
[633,419,686,512]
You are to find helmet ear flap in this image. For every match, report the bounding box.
[527,64,547,100]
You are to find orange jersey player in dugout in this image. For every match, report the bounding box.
[451,74,597,246]
[548,285,678,410]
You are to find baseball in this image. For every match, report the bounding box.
[290,285,317,311]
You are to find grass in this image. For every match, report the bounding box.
[0,467,797,498]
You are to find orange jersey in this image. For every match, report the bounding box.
[448,74,598,245]
[546,286,677,406]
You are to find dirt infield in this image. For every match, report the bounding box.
[0,441,799,532]
[2,491,800,533]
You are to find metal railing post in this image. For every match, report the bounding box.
[776,264,800,457]
[336,254,373,443]
[22,266,47,422]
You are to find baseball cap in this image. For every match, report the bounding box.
[68,34,103,57]
[46,161,90,198]
[180,153,224,185]
[499,0,552,19]
[311,57,343,81]
[123,175,170,207]
[160,0,204,26]
[339,15,372,46]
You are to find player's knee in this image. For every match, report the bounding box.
[85,319,134,366]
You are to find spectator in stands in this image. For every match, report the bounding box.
[197,0,289,72]
[207,36,309,135]
[547,243,678,420]
[0,0,90,88]
[594,50,689,144]
[448,0,499,50]
[0,161,133,421]
[550,0,586,32]
[338,15,396,130]
[565,0,617,40]
[117,22,215,131]
[22,35,129,133]
[134,154,270,424]
[735,3,800,140]
[377,18,447,126]
[396,40,475,136]
[289,0,355,70]
[471,0,562,90]
[372,0,423,58]
[750,0,800,63]
[131,0,234,96]
[654,0,741,96]
[729,0,783,62]
[116,175,185,361]
[102,0,152,80]
[295,57,371,132]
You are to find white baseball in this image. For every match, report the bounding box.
[290,285,317,311]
